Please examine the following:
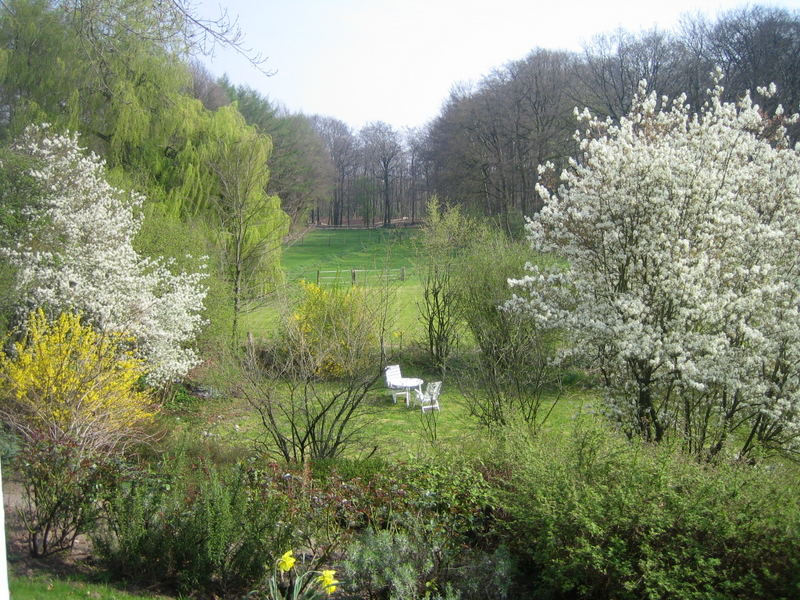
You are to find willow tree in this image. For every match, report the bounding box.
[204,106,289,340]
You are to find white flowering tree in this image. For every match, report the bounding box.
[508,76,800,460]
[6,125,207,386]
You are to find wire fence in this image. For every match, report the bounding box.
[289,267,412,286]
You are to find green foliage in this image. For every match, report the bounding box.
[499,423,800,599]
[15,438,121,557]
[0,146,43,333]
[455,228,562,430]
[0,2,290,337]
[343,528,436,600]
[199,105,290,336]
[341,457,511,600]
[134,205,235,354]
[94,455,296,597]
[224,83,335,228]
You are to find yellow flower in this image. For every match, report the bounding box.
[277,550,296,573]
[317,569,339,595]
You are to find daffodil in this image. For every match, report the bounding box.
[277,550,296,573]
[317,569,339,595]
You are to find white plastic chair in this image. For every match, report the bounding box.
[384,364,423,406]
[414,381,441,412]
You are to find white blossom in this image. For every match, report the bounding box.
[508,79,800,458]
[6,125,207,386]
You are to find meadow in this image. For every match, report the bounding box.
[193,227,592,458]
[6,226,800,600]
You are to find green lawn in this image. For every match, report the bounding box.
[241,227,424,340]
[282,228,419,280]
[9,574,175,600]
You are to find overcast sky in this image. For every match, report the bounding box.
[198,0,800,132]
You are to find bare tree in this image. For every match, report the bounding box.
[361,121,402,226]
[242,284,391,462]
[312,116,359,225]
[188,61,231,110]
[580,28,684,121]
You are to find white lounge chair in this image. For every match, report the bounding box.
[384,364,423,406]
[414,381,442,412]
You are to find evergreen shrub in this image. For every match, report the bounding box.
[499,423,800,599]
[94,455,296,597]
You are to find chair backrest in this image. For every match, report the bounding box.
[426,381,442,400]
[385,364,402,386]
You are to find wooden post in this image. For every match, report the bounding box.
[316,270,320,285]
[351,269,356,285]
[401,267,405,281]
[0,459,9,600]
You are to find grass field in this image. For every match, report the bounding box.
[9,574,175,600]
[241,227,423,340]
[283,228,419,280]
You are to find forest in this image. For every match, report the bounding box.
[0,1,800,600]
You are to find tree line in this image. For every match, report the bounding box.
[1,1,799,343]
[422,4,800,233]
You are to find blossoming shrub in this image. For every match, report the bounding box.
[0,309,153,556]
[509,77,800,459]
[0,309,154,453]
[286,281,379,379]
[499,423,800,599]
[7,125,207,386]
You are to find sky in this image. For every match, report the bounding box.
[198,0,800,132]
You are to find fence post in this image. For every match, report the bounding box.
[401,267,405,281]
[316,270,320,285]
[351,269,356,285]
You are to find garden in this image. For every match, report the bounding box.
[2,80,800,600]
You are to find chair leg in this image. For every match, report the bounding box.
[391,390,409,405]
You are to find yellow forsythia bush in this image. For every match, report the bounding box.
[290,282,377,378]
[0,309,154,450]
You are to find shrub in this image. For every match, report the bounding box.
[416,197,470,373]
[499,423,800,599]
[455,229,562,431]
[341,456,512,600]
[15,437,120,557]
[243,282,388,462]
[9,125,207,386]
[94,456,296,597]
[0,309,154,455]
[288,280,380,379]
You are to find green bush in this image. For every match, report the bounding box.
[455,227,563,431]
[344,528,433,600]
[340,456,513,600]
[94,455,296,597]
[133,205,235,354]
[16,438,120,557]
[499,423,800,599]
